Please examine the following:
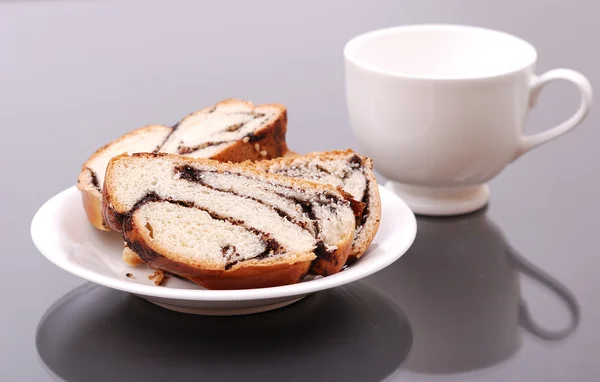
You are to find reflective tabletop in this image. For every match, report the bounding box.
[31,207,590,382]
[2,1,599,381]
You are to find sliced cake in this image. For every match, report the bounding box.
[102,153,361,289]
[77,124,172,231]
[251,149,381,261]
[77,99,288,231]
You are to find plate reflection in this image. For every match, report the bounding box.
[37,281,412,382]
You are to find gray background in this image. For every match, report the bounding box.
[1,0,598,381]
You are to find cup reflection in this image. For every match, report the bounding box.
[366,208,580,374]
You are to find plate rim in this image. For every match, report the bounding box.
[31,185,416,302]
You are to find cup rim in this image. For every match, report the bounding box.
[343,24,538,81]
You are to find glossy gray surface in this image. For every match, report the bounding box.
[2,0,599,381]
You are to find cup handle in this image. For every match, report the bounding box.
[508,248,581,341]
[516,69,593,158]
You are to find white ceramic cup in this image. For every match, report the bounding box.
[344,24,593,216]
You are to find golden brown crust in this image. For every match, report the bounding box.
[118,237,343,285]
[79,184,108,231]
[102,184,123,232]
[185,262,312,290]
[350,156,381,261]
[124,213,314,290]
[210,104,289,162]
[122,246,146,266]
[283,149,299,157]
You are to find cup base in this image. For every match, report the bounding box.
[385,181,490,216]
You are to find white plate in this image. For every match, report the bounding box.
[31,185,416,315]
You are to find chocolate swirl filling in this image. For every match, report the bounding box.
[173,165,344,270]
[121,192,286,270]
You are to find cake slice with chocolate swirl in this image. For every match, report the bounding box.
[77,99,288,231]
[252,149,381,262]
[102,153,361,290]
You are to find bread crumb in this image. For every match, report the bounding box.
[242,136,250,143]
[123,247,146,266]
[148,269,168,286]
[260,150,267,157]
[254,143,260,151]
